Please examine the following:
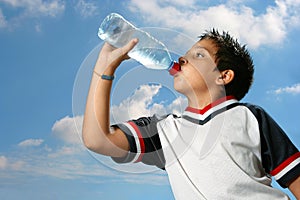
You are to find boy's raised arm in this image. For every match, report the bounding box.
[82,39,138,157]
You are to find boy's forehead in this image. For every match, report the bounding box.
[191,39,218,53]
[186,39,218,60]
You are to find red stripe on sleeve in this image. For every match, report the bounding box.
[128,121,145,162]
[270,152,300,176]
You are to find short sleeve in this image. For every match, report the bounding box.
[245,104,300,188]
[111,115,166,169]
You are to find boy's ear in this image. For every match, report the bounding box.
[216,69,234,85]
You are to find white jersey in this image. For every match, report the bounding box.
[112,96,300,199]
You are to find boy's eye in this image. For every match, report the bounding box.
[196,53,204,58]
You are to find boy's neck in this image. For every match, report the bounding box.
[187,94,233,110]
[187,95,236,113]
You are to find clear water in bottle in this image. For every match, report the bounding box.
[98,13,180,74]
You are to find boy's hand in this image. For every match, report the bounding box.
[94,38,138,75]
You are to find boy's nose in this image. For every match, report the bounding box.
[179,56,188,65]
[169,56,187,76]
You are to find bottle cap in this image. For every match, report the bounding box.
[169,62,181,76]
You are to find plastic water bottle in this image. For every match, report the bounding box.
[98,13,180,75]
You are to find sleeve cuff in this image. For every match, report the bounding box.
[110,122,144,164]
[271,152,300,188]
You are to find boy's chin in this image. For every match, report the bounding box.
[174,85,188,96]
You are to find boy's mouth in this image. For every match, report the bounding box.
[169,62,181,76]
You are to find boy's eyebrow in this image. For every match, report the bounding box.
[195,46,208,51]
[185,46,208,55]
[195,46,213,54]
[195,45,217,59]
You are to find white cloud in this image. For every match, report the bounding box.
[35,24,42,32]
[111,84,162,123]
[0,84,179,184]
[127,0,300,49]
[48,145,81,158]
[111,84,187,123]
[0,150,114,180]
[75,0,98,18]
[0,8,7,28]
[273,83,300,95]
[0,155,25,171]
[0,138,167,183]
[0,156,8,169]
[18,139,44,147]
[0,0,65,17]
[10,160,25,170]
[166,96,188,115]
[51,115,83,144]
[0,0,65,30]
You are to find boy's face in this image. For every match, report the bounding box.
[174,39,221,98]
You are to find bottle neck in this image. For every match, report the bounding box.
[168,61,181,76]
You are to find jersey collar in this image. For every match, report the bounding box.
[183,96,238,122]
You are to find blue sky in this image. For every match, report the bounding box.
[0,0,300,199]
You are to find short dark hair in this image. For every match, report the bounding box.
[199,29,254,100]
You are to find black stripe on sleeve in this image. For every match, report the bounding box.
[244,103,300,187]
[130,116,166,169]
[110,123,137,163]
[110,115,167,169]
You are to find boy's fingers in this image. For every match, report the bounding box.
[121,38,138,55]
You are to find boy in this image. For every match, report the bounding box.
[82,29,300,199]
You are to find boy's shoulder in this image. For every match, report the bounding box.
[237,102,269,118]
